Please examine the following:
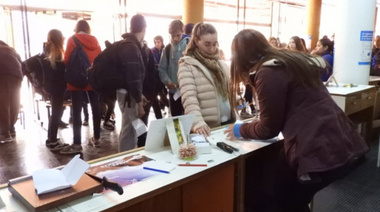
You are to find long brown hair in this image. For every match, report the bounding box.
[45,29,64,69]
[287,36,306,52]
[184,22,217,56]
[230,29,324,109]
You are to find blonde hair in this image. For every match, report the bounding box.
[45,29,64,69]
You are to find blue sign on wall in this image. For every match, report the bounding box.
[360,31,373,41]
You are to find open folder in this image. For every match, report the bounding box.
[8,155,103,212]
[32,154,89,195]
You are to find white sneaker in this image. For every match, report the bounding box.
[0,137,13,143]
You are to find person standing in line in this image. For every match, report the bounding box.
[100,91,117,130]
[225,29,368,212]
[137,40,156,147]
[178,23,234,137]
[151,35,168,118]
[117,14,147,152]
[43,29,69,150]
[311,37,334,81]
[158,20,190,117]
[60,20,102,154]
[0,41,22,143]
[183,23,194,38]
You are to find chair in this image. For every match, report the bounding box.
[45,99,72,122]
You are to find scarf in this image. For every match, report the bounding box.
[192,48,229,100]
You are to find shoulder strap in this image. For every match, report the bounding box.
[71,36,81,47]
[165,44,171,64]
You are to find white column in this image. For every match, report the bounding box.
[334,0,376,85]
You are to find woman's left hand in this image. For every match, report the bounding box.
[195,125,211,137]
[224,125,236,140]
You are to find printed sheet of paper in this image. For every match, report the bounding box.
[86,154,159,193]
[166,118,187,155]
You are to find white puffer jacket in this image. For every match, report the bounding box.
[178,56,233,132]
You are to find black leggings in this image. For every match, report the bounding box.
[48,93,64,141]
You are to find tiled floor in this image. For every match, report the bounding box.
[1,97,380,211]
[0,100,122,184]
[313,131,380,212]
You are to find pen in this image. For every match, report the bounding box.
[143,167,170,174]
[178,164,207,167]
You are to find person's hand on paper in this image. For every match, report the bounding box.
[224,125,237,140]
[195,125,211,137]
[137,102,145,118]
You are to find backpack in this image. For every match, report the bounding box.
[87,39,131,94]
[65,36,90,88]
[165,43,171,65]
[22,54,49,99]
[163,37,189,64]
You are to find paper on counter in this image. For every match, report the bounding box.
[190,134,212,154]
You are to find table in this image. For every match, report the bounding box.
[327,84,376,146]
[0,131,279,212]
[206,128,280,211]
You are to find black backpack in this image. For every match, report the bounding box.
[22,54,49,99]
[87,39,131,94]
[65,36,90,88]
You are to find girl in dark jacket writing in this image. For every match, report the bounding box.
[225,29,368,212]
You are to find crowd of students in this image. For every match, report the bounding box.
[0,14,370,212]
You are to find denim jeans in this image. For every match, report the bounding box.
[71,90,101,144]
